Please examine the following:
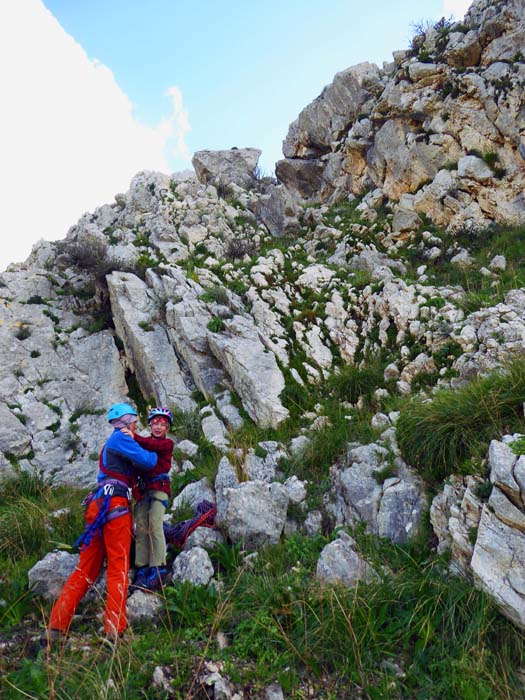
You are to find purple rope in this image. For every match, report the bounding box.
[163,500,216,547]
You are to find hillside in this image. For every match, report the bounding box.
[2,0,525,697]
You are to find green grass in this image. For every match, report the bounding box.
[328,362,385,403]
[200,285,230,306]
[207,317,225,332]
[7,531,522,699]
[396,357,525,484]
[0,470,87,634]
[2,476,525,699]
[403,224,525,313]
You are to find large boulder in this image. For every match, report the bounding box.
[316,531,378,587]
[217,480,289,548]
[275,158,327,202]
[256,184,301,237]
[127,589,163,624]
[327,442,426,544]
[28,550,105,603]
[192,148,261,190]
[172,547,214,586]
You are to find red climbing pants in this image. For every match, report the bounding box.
[49,496,131,636]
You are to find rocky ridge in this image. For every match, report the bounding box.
[277,0,525,235]
[1,0,525,663]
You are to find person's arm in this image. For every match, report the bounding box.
[110,431,158,469]
[135,434,174,457]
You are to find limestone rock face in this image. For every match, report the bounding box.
[207,315,289,429]
[430,474,484,575]
[432,436,525,629]
[472,505,525,628]
[107,271,196,413]
[0,264,129,484]
[327,441,426,544]
[256,184,301,238]
[282,63,382,160]
[192,148,261,190]
[277,0,525,225]
[0,403,31,458]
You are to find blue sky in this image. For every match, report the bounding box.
[0,0,471,269]
[44,0,462,173]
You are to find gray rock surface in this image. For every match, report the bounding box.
[171,478,215,512]
[172,546,214,586]
[327,441,425,543]
[184,527,225,551]
[207,316,289,428]
[316,531,378,587]
[192,148,261,190]
[28,550,105,603]
[107,271,196,413]
[127,590,163,623]
[472,505,525,628]
[218,480,289,548]
[432,434,525,629]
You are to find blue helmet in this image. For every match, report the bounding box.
[148,406,173,425]
[107,402,138,423]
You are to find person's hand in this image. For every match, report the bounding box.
[120,427,133,437]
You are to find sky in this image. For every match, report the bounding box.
[0,0,472,271]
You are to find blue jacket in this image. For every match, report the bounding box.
[98,429,158,486]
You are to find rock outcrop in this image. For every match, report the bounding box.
[431,435,525,629]
[276,0,525,231]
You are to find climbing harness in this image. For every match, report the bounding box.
[74,479,132,551]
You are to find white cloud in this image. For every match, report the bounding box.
[165,86,192,162]
[0,0,191,270]
[443,0,472,19]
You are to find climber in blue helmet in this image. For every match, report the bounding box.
[47,401,158,642]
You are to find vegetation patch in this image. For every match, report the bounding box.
[397,357,525,484]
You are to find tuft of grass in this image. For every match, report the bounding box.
[207,317,225,333]
[138,320,155,332]
[69,403,104,424]
[0,499,49,560]
[0,469,51,506]
[200,285,230,306]
[397,358,525,484]
[171,408,202,443]
[14,324,31,341]
[328,363,385,405]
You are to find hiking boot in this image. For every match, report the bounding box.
[139,566,168,593]
[129,566,149,593]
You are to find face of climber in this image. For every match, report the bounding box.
[149,416,170,438]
